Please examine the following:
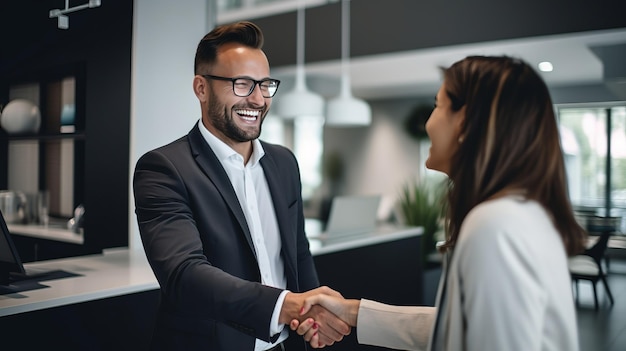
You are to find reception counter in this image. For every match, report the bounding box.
[0,223,423,350]
[0,248,158,317]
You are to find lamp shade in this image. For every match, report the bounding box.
[275,69,325,118]
[325,72,371,126]
[273,0,325,119]
[325,0,371,127]
[326,95,371,126]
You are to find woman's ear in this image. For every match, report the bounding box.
[454,105,467,141]
[193,75,208,102]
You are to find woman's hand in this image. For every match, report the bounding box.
[290,318,324,348]
[281,286,351,347]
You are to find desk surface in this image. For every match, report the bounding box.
[1,224,422,318]
[0,248,158,317]
[306,219,423,255]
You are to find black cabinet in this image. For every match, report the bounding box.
[0,0,133,262]
[1,64,101,261]
[313,235,423,351]
[1,58,131,261]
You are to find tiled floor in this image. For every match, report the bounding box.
[576,258,626,351]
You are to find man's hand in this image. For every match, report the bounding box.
[280,286,351,347]
[290,294,361,348]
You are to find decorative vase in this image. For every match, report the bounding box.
[0,98,41,134]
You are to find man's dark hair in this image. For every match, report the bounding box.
[194,21,264,74]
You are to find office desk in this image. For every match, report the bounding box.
[308,223,424,351]
[0,224,423,350]
[0,248,160,350]
[0,248,158,317]
[308,222,424,304]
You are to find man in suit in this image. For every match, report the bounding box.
[133,21,350,350]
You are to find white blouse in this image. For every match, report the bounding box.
[356,196,579,351]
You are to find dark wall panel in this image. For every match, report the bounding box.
[1,0,133,253]
[252,0,626,67]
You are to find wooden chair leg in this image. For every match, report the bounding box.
[592,282,599,310]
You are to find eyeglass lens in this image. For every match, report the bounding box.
[234,78,279,98]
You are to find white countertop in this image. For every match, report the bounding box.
[0,223,422,318]
[7,223,84,244]
[0,248,158,317]
[306,220,423,255]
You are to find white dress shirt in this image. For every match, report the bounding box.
[199,121,289,350]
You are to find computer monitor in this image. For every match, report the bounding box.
[0,209,27,284]
[324,195,381,236]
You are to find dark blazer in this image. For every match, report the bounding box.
[133,123,319,350]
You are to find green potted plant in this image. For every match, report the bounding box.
[319,150,345,222]
[404,104,434,141]
[398,178,445,264]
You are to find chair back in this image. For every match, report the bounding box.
[584,230,611,266]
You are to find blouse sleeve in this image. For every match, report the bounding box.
[356,299,436,351]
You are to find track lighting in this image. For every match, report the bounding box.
[49,0,102,29]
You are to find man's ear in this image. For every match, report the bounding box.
[193,75,208,102]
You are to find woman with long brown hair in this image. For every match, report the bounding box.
[292,55,586,351]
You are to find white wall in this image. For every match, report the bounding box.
[323,98,435,221]
[129,0,210,250]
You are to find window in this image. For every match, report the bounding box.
[293,115,324,200]
[557,104,626,233]
[260,115,324,201]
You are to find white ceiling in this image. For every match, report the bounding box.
[271,27,626,100]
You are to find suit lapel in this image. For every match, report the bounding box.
[259,146,298,284]
[187,125,257,258]
[429,250,453,351]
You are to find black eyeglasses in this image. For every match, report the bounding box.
[202,74,281,98]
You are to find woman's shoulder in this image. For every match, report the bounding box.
[460,196,549,242]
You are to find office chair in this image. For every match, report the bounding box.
[568,230,614,310]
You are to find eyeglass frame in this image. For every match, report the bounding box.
[202,74,281,98]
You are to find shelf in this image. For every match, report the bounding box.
[2,132,85,141]
[7,223,84,244]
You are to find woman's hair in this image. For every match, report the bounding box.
[439,55,586,256]
[194,21,264,74]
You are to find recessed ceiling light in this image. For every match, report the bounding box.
[538,61,554,72]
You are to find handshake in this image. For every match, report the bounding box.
[280,286,360,348]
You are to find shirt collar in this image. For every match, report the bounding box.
[197,120,265,166]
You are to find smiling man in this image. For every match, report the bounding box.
[132,21,350,351]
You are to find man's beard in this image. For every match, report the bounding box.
[207,91,264,142]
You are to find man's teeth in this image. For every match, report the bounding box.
[235,109,260,121]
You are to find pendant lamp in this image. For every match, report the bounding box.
[325,0,371,126]
[274,0,325,119]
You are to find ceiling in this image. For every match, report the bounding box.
[271,27,626,100]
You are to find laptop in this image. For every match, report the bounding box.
[323,195,382,236]
[0,210,54,284]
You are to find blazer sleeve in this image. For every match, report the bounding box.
[356,299,435,351]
